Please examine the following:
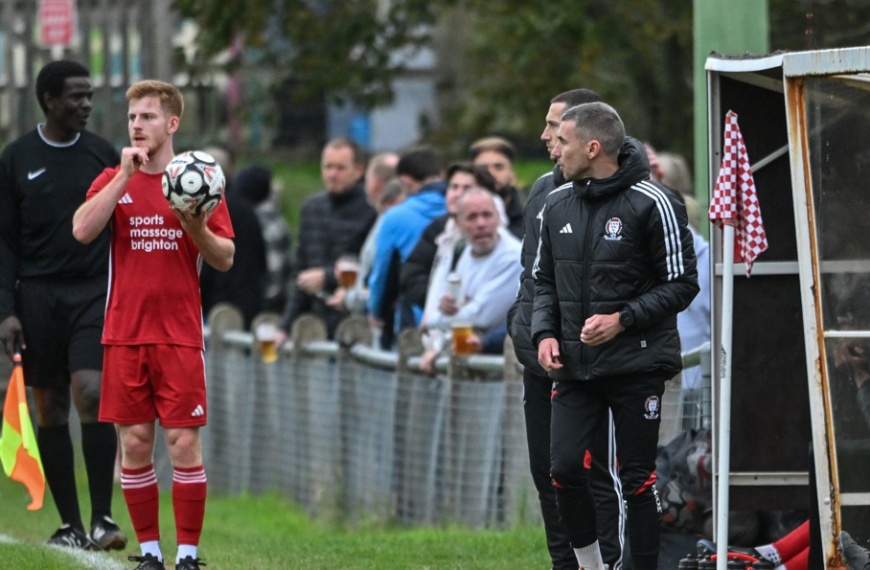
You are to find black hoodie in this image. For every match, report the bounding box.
[508,165,566,375]
[530,137,699,381]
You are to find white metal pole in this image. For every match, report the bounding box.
[716,224,735,570]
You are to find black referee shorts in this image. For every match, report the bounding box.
[16,276,106,388]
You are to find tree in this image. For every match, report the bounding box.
[173,0,436,109]
[174,0,870,160]
[430,0,693,158]
[769,0,870,51]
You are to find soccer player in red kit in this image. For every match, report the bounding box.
[72,80,235,570]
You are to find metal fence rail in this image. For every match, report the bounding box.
[155,304,711,530]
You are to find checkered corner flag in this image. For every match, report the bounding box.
[708,110,769,275]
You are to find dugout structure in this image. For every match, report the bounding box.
[707,46,870,566]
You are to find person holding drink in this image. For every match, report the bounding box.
[277,138,376,342]
[418,188,521,372]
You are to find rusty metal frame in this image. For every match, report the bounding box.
[707,45,870,568]
[784,46,870,568]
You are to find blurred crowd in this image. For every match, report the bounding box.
[203,133,709,374]
[201,104,712,570]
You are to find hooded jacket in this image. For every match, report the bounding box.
[366,181,447,320]
[508,165,565,375]
[531,137,698,381]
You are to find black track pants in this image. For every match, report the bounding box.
[524,368,626,569]
[550,375,665,570]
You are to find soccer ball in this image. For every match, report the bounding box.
[162,150,225,215]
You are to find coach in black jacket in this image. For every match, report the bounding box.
[532,103,698,570]
[507,89,624,570]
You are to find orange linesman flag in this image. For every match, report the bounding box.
[0,354,45,510]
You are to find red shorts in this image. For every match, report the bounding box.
[100,344,208,428]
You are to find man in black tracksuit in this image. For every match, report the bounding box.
[533,102,698,570]
[508,89,626,570]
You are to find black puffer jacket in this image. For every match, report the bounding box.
[503,186,526,239]
[280,180,376,337]
[531,138,698,381]
[508,165,565,375]
[399,213,449,308]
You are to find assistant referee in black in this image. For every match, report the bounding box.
[0,60,126,551]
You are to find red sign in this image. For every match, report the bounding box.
[39,0,76,47]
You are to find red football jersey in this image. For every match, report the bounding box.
[87,166,234,347]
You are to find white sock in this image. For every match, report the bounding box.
[140,540,162,561]
[177,544,198,563]
[756,544,782,565]
[574,540,606,570]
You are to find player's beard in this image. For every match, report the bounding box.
[144,133,169,158]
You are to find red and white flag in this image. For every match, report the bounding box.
[708,110,768,275]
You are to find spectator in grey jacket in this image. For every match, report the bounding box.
[419,188,521,372]
[400,163,499,311]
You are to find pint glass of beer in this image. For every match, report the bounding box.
[451,322,475,356]
[337,255,360,288]
[256,322,279,363]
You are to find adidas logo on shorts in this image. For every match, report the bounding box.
[191,404,204,417]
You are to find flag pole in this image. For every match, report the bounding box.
[708,110,767,570]
[716,223,735,570]
[0,353,45,510]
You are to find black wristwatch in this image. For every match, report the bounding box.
[619,309,635,329]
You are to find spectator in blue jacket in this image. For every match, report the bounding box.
[366,145,446,349]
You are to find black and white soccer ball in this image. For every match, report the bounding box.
[162,150,225,215]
